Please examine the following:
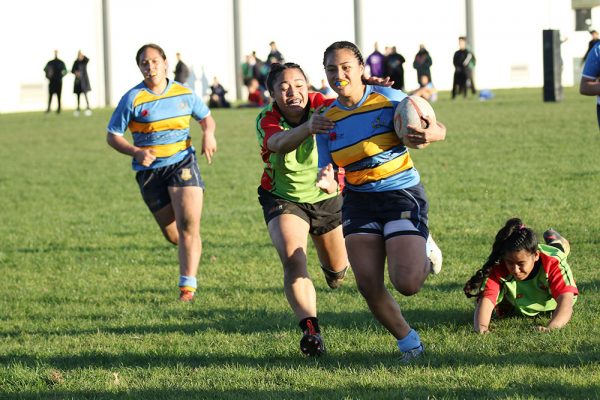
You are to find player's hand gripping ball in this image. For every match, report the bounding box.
[393,95,436,149]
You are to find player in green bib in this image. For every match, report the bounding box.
[464,218,578,333]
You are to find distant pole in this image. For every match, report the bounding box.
[233,0,242,101]
[465,0,475,89]
[101,0,111,107]
[465,0,475,53]
[354,0,364,51]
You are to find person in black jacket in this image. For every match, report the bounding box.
[72,50,92,116]
[44,50,67,113]
[413,44,432,86]
[384,46,406,91]
[452,37,476,99]
[173,52,190,84]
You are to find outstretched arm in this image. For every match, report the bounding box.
[267,105,334,154]
[473,297,494,334]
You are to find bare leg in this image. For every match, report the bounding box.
[311,225,348,272]
[346,233,411,339]
[168,186,203,278]
[267,214,316,320]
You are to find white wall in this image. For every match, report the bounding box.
[0,0,591,113]
[1,0,104,113]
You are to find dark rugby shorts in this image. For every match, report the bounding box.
[341,183,429,240]
[135,153,205,213]
[257,186,342,236]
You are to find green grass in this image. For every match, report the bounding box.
[1,87,599,399]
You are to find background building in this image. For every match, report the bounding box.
[1,0,598,113]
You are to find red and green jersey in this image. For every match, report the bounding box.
[481,244,578,316]
[256,92,336,203]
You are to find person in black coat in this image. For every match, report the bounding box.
[452,37,476,99]
[44,50,67,113]
[72,50,92,116]
[413,44,433,86]
[384,46,406,91]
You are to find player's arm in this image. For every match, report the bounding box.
[106,132,156,167]
[473,297,494,334]
[267,105,334,154]
[538,292,574,332]
[406,117,446,147]
[316,163,338,194]
[579,76,600,96]
[199,115,217,164]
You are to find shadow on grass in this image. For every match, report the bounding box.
[0,304,470,338]
[4,380,600,400]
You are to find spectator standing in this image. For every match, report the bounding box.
[71,50,92,116]
[44,50,67,114]
[384,46,406,90]
[266,41,284,65]
[365,42,385,78]
[452,36,476,98]
[174,52,190,84]
[413,44,433,86]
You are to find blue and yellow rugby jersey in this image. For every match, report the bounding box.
[316,85,420,192]
[107,80,211,171]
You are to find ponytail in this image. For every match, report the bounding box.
[463,218,538,298]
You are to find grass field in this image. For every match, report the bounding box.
[1,87,599,399]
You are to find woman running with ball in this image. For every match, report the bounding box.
[316,41,446,362]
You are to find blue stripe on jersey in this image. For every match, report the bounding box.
[345,168,420,192]
[344,146,408,172]
[132,130,189,147]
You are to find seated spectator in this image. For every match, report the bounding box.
[410,75,437,102]
[239,78,267,108]
[208,77,230,108]
[317,78,335,98]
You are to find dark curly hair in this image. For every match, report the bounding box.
[463,218,538,298]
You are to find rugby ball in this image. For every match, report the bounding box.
[393,95,436,149]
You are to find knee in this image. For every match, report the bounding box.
[390,274,423,296]
[161,228,178,245]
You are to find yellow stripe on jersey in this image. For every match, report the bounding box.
[129,115,191,134]
[132,84,192,108]
[325,92,393,121]
[140,139,192,158]
[345,152,414,186]
[332,131,400,166]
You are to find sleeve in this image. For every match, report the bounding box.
[256,108,285,162]
[107,93,134,136]
[190,92,211,121]
[546,257,578,298]
[481,267,504,305]
[316,133,333,168]
[582,45,600,79]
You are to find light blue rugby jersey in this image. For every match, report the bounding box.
[107,79,210,171]
[316,85,420,192]
[583,42,600,105]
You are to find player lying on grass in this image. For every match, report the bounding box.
[464,218,578,333]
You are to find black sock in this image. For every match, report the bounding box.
[299,317,320,333]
